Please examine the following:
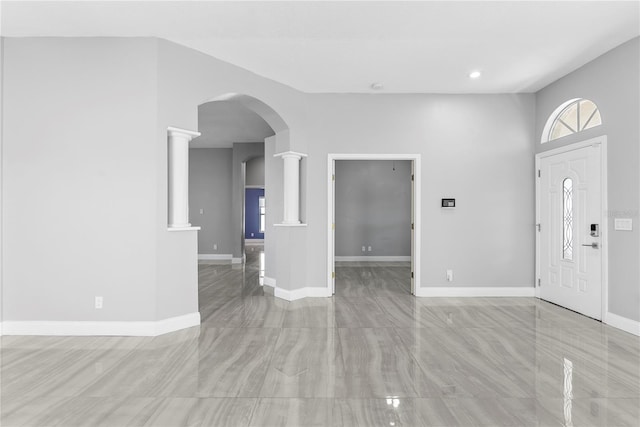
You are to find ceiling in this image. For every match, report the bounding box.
[2,1,638,94]
[193,101,275,148]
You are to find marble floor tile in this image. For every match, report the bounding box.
[1,396,257,427]
[2,246,639,426]
[334,328,434,398]
[260,328,338,398]
[334,267,375,297]
[333,398,425,427]
[535,397,640,427]
[334,297,393,328]
[374,294,447,328]
[137,397,257,427]
[201,296,287,328]
[283,298,336,328]
[249,398,333,427]
[196,327,280,397]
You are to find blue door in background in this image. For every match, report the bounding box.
[245,188,265,239]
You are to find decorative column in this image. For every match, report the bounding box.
[167,126,201,229]
[274,151,307,225]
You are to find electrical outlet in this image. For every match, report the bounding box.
[199,208,204,214]
[368,246,372,252]
[362,246,366,252]
[446,270,453,282]
[213,244,217,250]
[95,296,103,309]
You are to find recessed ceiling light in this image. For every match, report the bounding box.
[370,82,384,90]
[469,71,482,79]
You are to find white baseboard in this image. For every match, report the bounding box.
[245,239,264,244]
[199,254,244,264]
[262,277,331,300]
[335,256,410,262]
[1,312,200,337]
[274,286,332,301]
[154,312,201,336]
[198,254,232,261]
[605,312,640,336]
[415,286,535,297]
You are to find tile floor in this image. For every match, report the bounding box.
[1,247,639,426]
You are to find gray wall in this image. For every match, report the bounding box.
[2,38,159,321]
[246,156,265,187]
[189,148,233,255]
[335,160,411,257]
[535,37,640,321]
[304,94,536,289]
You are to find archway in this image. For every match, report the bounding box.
[189,93,289,288]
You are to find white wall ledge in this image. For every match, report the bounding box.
[274,223,307,227]
[168,226,201,232]
[167,126,201,139]
[273,150,308,158]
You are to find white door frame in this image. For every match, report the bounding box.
[327,153,421,296]
[535,136,608,320]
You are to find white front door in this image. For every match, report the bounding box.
[538,143,603,320]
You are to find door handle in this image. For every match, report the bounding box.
[581,242,599,249]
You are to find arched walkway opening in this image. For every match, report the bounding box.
[188,93,289,296]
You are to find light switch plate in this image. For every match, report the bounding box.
[614,218,633,231]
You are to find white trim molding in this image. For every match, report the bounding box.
[231,256,244,264]
[1,312,200,337]
[335,256,410,262]
[274,286,332,301]
[263,276,277,288]
[168,226,201,232]
[416,286,535,298]
[328,153,421,298]
[198,254,232,261]
[273,151,308,159]
[605,312,640,336]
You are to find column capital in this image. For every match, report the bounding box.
[167,126,201,140]
[274,151,307,159]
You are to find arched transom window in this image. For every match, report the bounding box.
[542,98,602,143]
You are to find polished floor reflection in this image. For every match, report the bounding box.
[2,248,639,426]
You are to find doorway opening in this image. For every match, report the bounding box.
[190,97,275,266]
[244,156,266,244]
[327,154,421,296]
[535,136,608,320]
